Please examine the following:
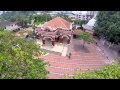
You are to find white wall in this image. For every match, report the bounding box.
[6,24,19,30]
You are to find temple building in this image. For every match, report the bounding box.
[35,17,73,47]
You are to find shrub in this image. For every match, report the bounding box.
[73,62,120,79]
[0,30,49,79]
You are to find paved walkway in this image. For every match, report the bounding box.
[39,39,110,79]
[93,37,119,62]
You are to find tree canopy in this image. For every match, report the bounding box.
[55,13,72,22]
[33,13,52,23]
[0,11,36,28]
[93,11,120,44]
[73,20,87,26]
[0,30,49,79]
[77,32,92,48]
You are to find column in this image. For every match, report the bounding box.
[56,37,59,42]
[52,40,55,46]
[60,37,63,43]
[42,39,45,45]
[67,39,70,44]
[36,32,38,39]
[42,36,45,45]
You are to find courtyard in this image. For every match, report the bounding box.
[14,16,119,79]
[39,39,110,79]
[15,27,112,79]
[36,38,69,56]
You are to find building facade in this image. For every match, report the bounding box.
[0,21,21,31]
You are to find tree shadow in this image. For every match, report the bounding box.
[73,44,90,53]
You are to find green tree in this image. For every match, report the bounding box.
[33,13,52,23]
[55,13,72,22]
[77,32,92,48]
[32,24,36,36]
[72,57,120,79]
[0,11,33,28]
[0,30,49,79]
[79,20,88,26]
[93,11,120,44]
[116,57,120,63]
[73,20,87,26]
[73,20,80,25]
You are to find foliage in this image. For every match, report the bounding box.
[72,57,120,79]
[73,20,80,25]
[0,11,34,28]
[55,13,72,22]
[73,62,120,79]
[34,21,45,25]
[93,11,120,44]
[33,13,52,23]
[0,27,5,31]
[116,57,120,63]
[20,19,30,28]
[79,20,88,26]
[0,30,49,79]
[77,32,92,48]
[73,20,88,26]
[28,30,33,35]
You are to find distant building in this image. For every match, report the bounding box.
[82,17,96,31]
[0,21,21,31]
[86,11,98,20]
[76,12,83,20]
[35,11,58,17]
[82,11,99,31]
[73,12,87,20]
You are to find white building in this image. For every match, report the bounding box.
[72,12,87,20]
[82,17,96,31]
[0,21,21,31]
[86,11,98,20]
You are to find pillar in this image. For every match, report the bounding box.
[67,39,70,44]
[52,41,55,46]
[56,37,59,42]
[37,34,40,39]
[42,36,45,45]
[58,36,60,41]
[60,37,63,43]
[42,40,45,45]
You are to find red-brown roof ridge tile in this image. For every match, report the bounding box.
[44,17,71,29]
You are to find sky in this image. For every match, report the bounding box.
[0,11,88,15]
[72,11,87,14]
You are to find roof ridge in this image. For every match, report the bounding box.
[58,17,68,29]
[43,17,70,29]
[60,17,71,28]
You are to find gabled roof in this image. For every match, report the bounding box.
[82,18,96,30]
[43,17,71,30]
[0,21,17,28]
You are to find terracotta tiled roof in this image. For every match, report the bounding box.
[43,17,71,30]
[0,21,14,28]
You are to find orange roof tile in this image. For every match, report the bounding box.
[43,17,71,30]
